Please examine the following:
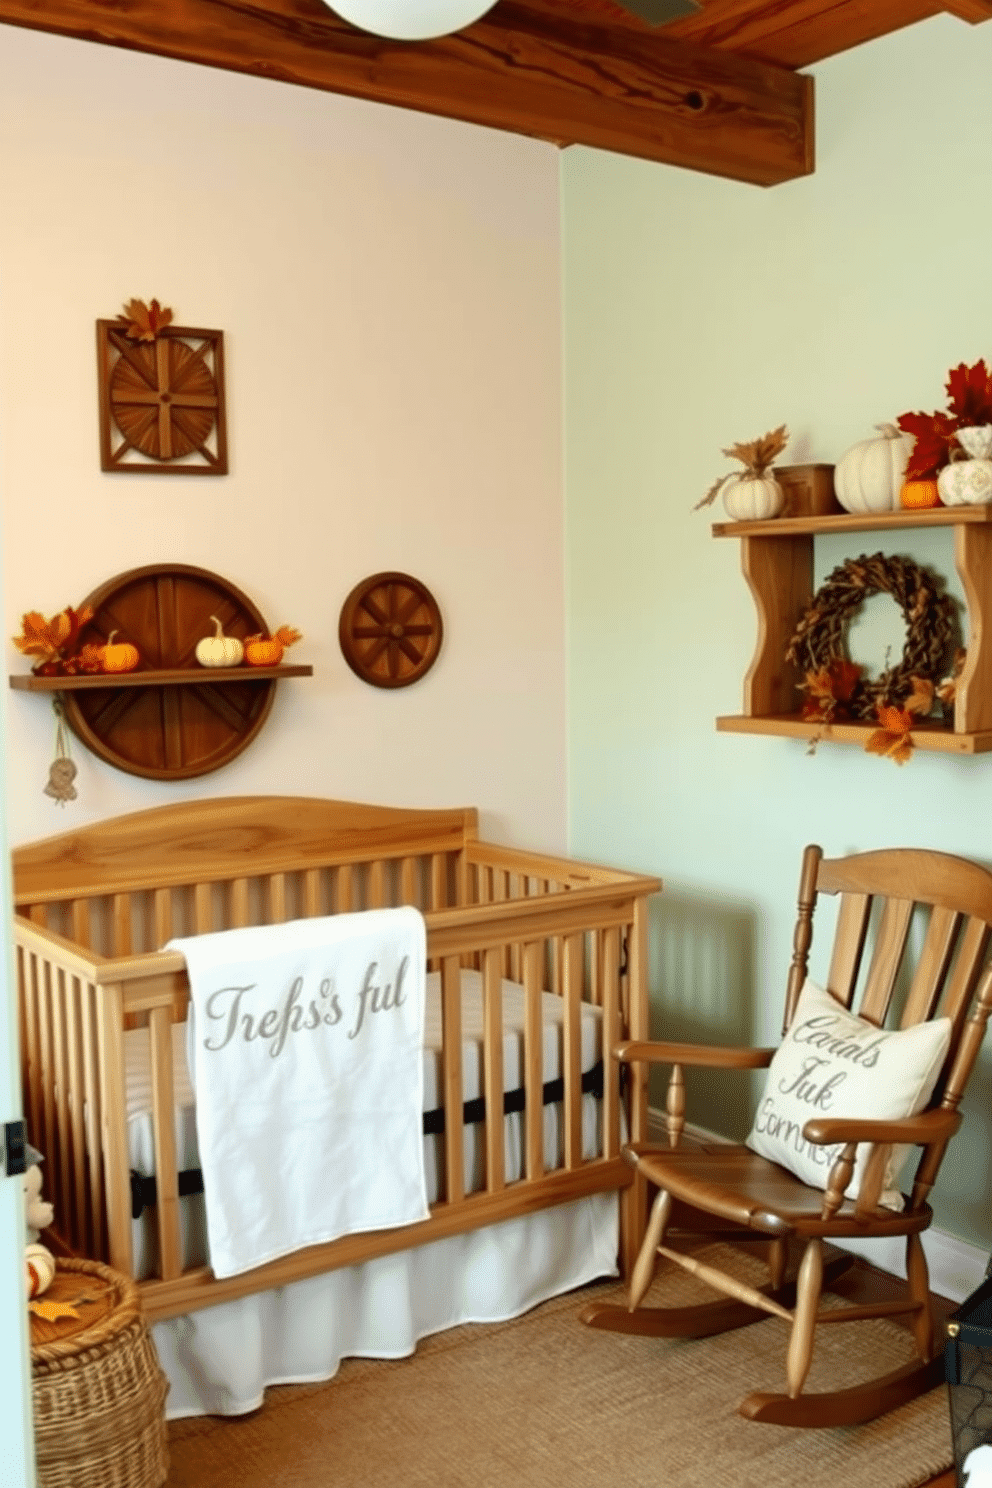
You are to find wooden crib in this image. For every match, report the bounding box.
[13,796,660,1325]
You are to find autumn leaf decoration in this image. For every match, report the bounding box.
[898,359,992,479]
[694,425,789,510]
[272,625,303,649]
[865,678,935,766]
[798,658,863,723]
[29,1298,81,1323]
[117,297,174,342]
[12,607,94,674]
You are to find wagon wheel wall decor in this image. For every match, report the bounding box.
[339,573,443,688]
[97,308,227,474]
[63,564,277,779]
[785,551,961,721]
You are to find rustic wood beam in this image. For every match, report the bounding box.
[661,0,992,69]
[940,0,992,20]
[0,0,812,185]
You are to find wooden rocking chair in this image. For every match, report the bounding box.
[581,844,992,1427]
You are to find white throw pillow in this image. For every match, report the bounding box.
[745,978,951,1211]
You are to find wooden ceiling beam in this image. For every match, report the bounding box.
[940,0,992,21]
[0,0,812,185]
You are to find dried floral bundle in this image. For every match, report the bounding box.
[694,425,789,510]
[898,359,992,479]
[12,607,94,674]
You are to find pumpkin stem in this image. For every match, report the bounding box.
[106,631,118,647]
[209,615,224,637]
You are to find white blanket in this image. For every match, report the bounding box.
[166,907,430,1279]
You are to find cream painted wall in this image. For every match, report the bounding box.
[563,15,992,1249]
[0,25,566,854]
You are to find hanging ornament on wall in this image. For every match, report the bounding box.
[96,298,228,475]
[43,698,77,805]
[339,572,443,688]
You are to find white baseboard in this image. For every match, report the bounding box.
[646,1106,988,1304]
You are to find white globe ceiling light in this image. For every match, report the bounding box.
[328,0,499,40]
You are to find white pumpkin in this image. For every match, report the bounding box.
[195,616,244,668]
[938,454,992,507]
[722,474,784,521]
[834,423,912,514]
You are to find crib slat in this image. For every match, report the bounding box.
[65,977,88,1257]
[149,1005,182,1281]
[337,864,354,914]
[80,981,106,1259]
[482,948,504,1193]
[441,956,464,1205]
[430,854,446,911]
[51,967,74,1236]
[37,958,57,1182]
[400,857,418,908]
[523,941,544,1181]
[367,860,386,909]
[230,878,250,929]
[112,894,133,956]
[22,951,43,1162]
[303,867,322,919]
[601,928,621,1160]
[96,981,134,1277]
[29,904,47,927]
[562,933,583,1169]
[72,900,91,951]
[268,873,287,924]
[194,881,213,935]
[491,870,509,978]
[154,888,173,948]
[509,876,523,983]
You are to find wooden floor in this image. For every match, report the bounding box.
[830,1255,956,1488]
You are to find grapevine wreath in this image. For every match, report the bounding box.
[785,552,960,723]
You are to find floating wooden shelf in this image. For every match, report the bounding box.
[712,504,992,755]
[712,506,992,539]
[716,714,992,756]
[9,666,312,692]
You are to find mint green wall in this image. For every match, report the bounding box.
[562,15,992,1249]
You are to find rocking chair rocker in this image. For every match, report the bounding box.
[582,844,992,1428]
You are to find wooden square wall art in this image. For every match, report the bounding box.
[97,298,228,474]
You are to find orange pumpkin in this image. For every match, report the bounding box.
[244,634,284,667]
[900,478,942,510]
[244,626,302,667]
[100,630,140,673]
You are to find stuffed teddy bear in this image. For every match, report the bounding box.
[24,1163,55,1244]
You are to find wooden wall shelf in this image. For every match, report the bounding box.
[713,505,992,756]
[10,564,313,780]
[9,666,312,692]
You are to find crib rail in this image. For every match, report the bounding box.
[14,804,657,1323]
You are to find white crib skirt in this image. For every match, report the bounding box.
[154,1189,618,1418]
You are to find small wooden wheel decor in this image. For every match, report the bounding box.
[785,551,960,726]
[339,572,443,689]
[97,298,228,474]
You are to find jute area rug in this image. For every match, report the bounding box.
[165,1244,953,1488]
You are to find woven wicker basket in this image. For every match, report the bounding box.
[31,1257,169,1488]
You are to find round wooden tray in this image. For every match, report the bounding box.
[63,563,277,780]
[338,571,443,689]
